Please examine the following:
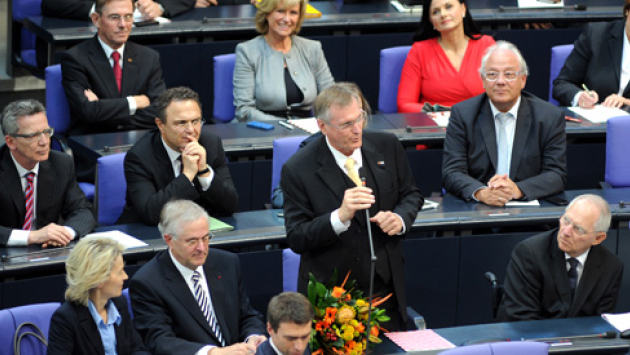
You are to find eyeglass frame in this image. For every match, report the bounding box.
[101,13,135,22]
[172,118,206,130]
[324,110,367,131]
[9,127,55,143]
[481,71,523,82]
[559,215,601,237]
[177,233,212,247]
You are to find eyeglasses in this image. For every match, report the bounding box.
[325,111,366,131]
[10,127,54,143]
[173,118,205,130]
[559,215,595,237]
[482,71,522,82]
[103,13,134,22]
[182,234,211,247]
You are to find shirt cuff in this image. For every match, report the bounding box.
[571,92,581,107]
[331,209,350,235]
[195,345,214,355]
[65,226,77,240]
[471,187,486,202]
[7,229,30,246]
[394,213,406,235]
[127,96,137,115]
[198,167,215,191]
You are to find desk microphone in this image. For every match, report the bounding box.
[527,331,617,342]
[358,167,377,345]
[498,4,586,11]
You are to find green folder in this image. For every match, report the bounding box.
[208,216,235,232]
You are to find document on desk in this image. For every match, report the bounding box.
[568,105,628,124]
[288,118,320,134]
[602,312,630,331]
[385,329,455,353]
[505,200,540,207]
[421,199,440,211]
[85,231,148,249]
[427,112,450,127]
[517,0,563,9]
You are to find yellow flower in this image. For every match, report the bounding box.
[356,299,366,307]
[336,305,356,324]
[341,325,355,341]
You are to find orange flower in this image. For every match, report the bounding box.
[355,322,365,333]
[370,325,379,337]
[331,286,345,298]
[315,321,324,332]
[324,307,337,325]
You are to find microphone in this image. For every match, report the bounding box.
[498,4,586,11]
[527,331,617,342]
[358,167,377,344]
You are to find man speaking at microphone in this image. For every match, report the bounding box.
[281,83,423,331]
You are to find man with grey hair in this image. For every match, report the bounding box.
[281,82,423,330]
[498,194,623,321]
[129,199,266,355]
[256,292,314,355]
[443,40,567,206]
[0,99,95,247]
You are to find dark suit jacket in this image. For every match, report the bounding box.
[129,249,265,355]
[255,339,312,355]
[47,296,149,355]
[42,0,197,20]
[553,20,630,107]
[281,131,423,322]
[498,229,624,321]
[60,36,166,135]
[442,91,567,201]
[118,130,238,225]
[0,146,95,246]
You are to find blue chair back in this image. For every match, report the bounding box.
[96,153,127,225]
[213,53,236,123]
[0,308,14,355]
[45,64,72,136]
[440,341,548,355]
[271,136,308,200]
[549,44,574,106]
[282,248,300,292]
[12,0,42,67]
[122,288,133,318]
[378,46,412,113]
[606,115,630,187]
[6,302,60,355]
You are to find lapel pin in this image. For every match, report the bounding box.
[377,161,385,165]
[127,58,132,62]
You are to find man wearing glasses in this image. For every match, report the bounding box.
[119,87,238,225]
[0,100,95,247]
[281,82,423,331]
[60,0,166,135]
[130,199,266,354]
[498,194,623,321]
[442,40,567,206]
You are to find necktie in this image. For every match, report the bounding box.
[568,257,579,296]
[111,51,122,93]
[22,172,35,230]
[495,112,512,176]
[176,155,183,176]
[192,271,225,346]
[344,157,362,187]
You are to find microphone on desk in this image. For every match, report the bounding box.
[498,4,586,11]
[358,167,378,344]
[526,331,617,342]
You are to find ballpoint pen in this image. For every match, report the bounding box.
[582,84,594,97]
[279,120,294,130]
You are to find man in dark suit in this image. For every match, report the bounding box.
[443,40,567,206]
[498,194,623,321]
[60,0,166,135]
[281,83,423,331]
[129,199,266,355]
[0,99,95,247]
[118,87,237,225]
[553,15,630,109]
[256,292,313,355]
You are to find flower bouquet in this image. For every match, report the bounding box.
[308,270,391,355]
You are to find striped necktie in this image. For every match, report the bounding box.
[192,271,225,346]
[22,172,35,230]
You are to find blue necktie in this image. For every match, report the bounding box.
[568,257,579,297]
[192,271,225,346]
[496,112,512,176]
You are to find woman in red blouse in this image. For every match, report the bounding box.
[397,0,495,112]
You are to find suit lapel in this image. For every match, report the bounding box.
[205,256,228,344]
[0,149,26,220]
[361,138,385,218]
[549,237,572,315]
[88,36,121,98]
[570,247,602,315]
[479,100,498,172]
[77,304,106,355]
[35,160,53,227]
[152,133,177,183]
[510,96,532,178]
[315,139,347,204]
[121,43,139,97]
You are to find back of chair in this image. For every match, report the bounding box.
[0,309,14,355]
[282,248,301,292]
[122,288,133,319]
[378,46,412,113]
[45,64,72,136]
[213,53,237,123]
[8,302,61,355]
[440,341,548,355]
[548,44,574,106]
[271,136,308,200]
[606,115,630,187]
[96,153,127,225]
[12,0,42,67]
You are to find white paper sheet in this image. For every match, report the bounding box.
[568,105,628,124]
[84,230,149,249]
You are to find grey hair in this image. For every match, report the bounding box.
[566,194,611,233]
[1,99,46,136]
[313,82,371,123]
[158,200,210,240]
[479,40,529,77]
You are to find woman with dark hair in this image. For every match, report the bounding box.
[397,0,494,112]
[553,0,630,109]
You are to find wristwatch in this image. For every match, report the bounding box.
[197,167,210,176]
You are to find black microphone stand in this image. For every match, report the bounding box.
[360,172,378,352]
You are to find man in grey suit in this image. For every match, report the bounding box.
[0,100,95,247]
[498,194,623,321]
[442,40,567,206]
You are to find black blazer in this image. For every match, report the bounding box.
[553,20,630,107]
[281,131,423,322]
[60,36,166,135]
[442,91,567,200]
[498,229,624,321]
[118,130,238,225]
[47,296,150,355]
[42,0,198,20]
[0,146,95,245]
[129,249,266,355]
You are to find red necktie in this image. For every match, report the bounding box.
[111,51,122,93]
[22,172,35,230]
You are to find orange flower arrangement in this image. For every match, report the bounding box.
[308,271,391,355]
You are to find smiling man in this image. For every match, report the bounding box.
[498,194,624,321]
[442,40,567,206]
[119,87,238,225]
